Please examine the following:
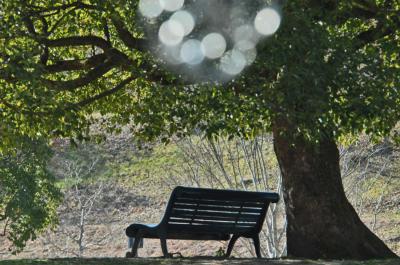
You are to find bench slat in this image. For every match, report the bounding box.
[170,209,260,221]
[173,204,264,214]
[169,220,256,228]
[174,198,265,208]
[169,219,254,228]
[177,188,278,202]
[167,223,255,234]
[169,222,256,228]
[178,195,267,204]
[169,213,259,223]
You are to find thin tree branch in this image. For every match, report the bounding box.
[27,2,98,15]
[45,54,108,73]
[111,18,146,51]
[47,7,80,35]
[43,59,117,91]
[73,75,136,108]
[1,218,9,237]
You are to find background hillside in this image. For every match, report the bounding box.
[0,129,399,259]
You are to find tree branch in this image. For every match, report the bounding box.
[27,2,98,15]
[45,54,108,73]
[43,59,117,91]
[42,36,112,51]
[2,59,116,92]
[355,21,395,49]
[22,16,37,35]
[0,218,9,237]
[74,75,136,108]
[111,18,146,51]
[47,7,80,35]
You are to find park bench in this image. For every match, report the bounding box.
[125,186,279,258]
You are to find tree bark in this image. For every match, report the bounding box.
[272,120,397,259]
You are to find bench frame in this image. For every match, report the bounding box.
[125,186,279,258]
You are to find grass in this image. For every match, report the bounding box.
[0,258,399,265]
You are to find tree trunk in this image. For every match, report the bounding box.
[272,120,397,259]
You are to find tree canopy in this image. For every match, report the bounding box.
[0,0,398,150]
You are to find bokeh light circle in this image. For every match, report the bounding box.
[220,49,247,75]
[159,20,185,46]
[201,33,227,59]
[170,10,195,36]
[139,0,163,18]
[180,39,204,65]
[160,0,185,12]
[235,40,256,51]
[141,1,283,80]
[254,8,281,36]
[162,45,183,65]
[233,24,258,44]
[235,40,257,65]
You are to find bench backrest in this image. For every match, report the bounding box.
[161,186,279,235]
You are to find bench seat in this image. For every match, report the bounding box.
[126,223,231,240]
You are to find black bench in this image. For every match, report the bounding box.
[125,186,279,258]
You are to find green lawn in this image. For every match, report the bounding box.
[0,258,398,265]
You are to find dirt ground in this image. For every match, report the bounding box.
[0,258,399,265]
[0,185,398,260]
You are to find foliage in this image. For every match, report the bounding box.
[0,0,399,148]
[0,139,61,253]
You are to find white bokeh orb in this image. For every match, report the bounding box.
[235,39,256,52]
[159,20,185,46]
[180,39,204,65]
[162,45,183,65]
[235,40,257,65]
[138,0,163,18]
[160,0,185,12]
[170,10,195,36]
[254,8,281,36]
[201,33,227,59]
[242,48,257,65]
[233,24,258,43]
[220,49,247,76]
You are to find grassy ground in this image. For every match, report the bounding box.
[0,258,399,265]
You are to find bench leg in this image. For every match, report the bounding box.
[127,236,142,258]
[253,235,262,258]
[225,235,240,258]
[160,237,171,258]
